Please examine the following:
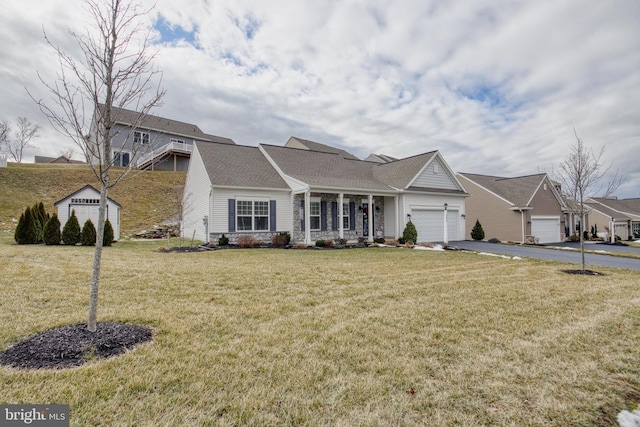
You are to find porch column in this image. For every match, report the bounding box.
[338,193,344,239]
[368,194,373,242]
[304,191,311,246]
[394,195,400,238]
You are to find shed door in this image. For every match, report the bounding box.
[531,216,560,243]
[71,205,103,228]
[411,210,458,243]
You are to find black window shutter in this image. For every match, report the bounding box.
[300,199,305,231]
[349,201,356,230]
[228,199,236,232]
[321,201,327,231]
[269,200,276,231]
[331,202,338,230]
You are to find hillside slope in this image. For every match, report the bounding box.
[0,163,186,243]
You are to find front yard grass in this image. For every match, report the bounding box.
[1,243,638,426]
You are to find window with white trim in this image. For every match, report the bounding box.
[342,200,350,230]
[237,200,269,231]
[309,199,321,230]
[134,131,150,144]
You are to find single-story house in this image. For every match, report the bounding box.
[585,197,640,240]
[456,172,567,244]
[92,104,235,171]
[183,138,469,245]
[54,185,121,240]
[34,155,85,164]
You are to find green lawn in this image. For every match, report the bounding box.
[1,242,638,426]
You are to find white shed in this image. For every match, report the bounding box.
[54,185,121,240]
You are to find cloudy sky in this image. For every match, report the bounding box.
[1,0,639,197]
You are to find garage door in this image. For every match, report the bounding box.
[71,205,103,228]
[410,210,458,243]
[531,216,560,243]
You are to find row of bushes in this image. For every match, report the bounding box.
[14,202,114,246]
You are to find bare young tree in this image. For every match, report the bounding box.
[33,0,165,332]
[556,129,624,272]
[0,117,40,163]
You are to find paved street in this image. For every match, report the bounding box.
[450,241,640,271]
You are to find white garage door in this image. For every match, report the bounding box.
[71,205,101,228]
[411,210,458,243]
[531,216,560,243]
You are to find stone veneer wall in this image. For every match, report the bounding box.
[292,193,385,243]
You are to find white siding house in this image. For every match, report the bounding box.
[184,139,468,245]
[54,185,121,240]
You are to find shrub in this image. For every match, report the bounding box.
[471,219,485,241]
[324,239,333,247]
[488,238,500,244]
[15,207,37,244]
[402,220,418,244]
[237,235,256,248]
[43,213,61,245]
[81,219,97,246]
[374,237,385,244]
[103,218,114,246]
[218,234,229,246]
[62,210,81,245]
[32,202,48,243]
[335,238,347,245]
[271,232,290,248]
[315,239,326,247]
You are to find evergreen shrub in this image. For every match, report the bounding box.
[471,219,485,241]
[402,220,418,244]
[81,219,97,246]
[62,210,81,245]
[103,218,114,246]
[43,214,61,245]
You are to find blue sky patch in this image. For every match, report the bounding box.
[154,15,197,46]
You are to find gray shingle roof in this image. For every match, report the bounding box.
[286,137,360,160]
[100,104,235,144]
[373,152,438,190]
[588,197,640,218]
[458,173,547,207]
[195,142,288,189]
[261,144,395,191]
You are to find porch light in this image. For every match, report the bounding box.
[444,203,448,211]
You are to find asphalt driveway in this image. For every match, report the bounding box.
[450,241,640,271]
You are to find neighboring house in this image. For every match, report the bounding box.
[34,155,85,164]
[183,139,469,245]
[457,173,567,244]
[585,197,640,240]
[93,104,235,171]
[54,185,121,241]
[364,153,399,163]
[284,136,360,160]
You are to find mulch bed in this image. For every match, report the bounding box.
[0,322,152,370]
[563,269,603,276]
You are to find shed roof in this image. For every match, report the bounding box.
[54,184,121,207]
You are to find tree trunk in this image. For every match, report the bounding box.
[87,182,109,332]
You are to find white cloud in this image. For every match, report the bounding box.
[1,0,639,197]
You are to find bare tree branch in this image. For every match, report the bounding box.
[3,117,40,163]
[555,128,625,271]
[31,0,165,332]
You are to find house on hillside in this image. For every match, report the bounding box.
[183,139,469,245]
[55,185,121,241]
[92,104,235,171]
[585,197,640,240]
[34,155,85,164]
[457,173,567,244]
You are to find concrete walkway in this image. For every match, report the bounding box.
[450,241,640,271]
